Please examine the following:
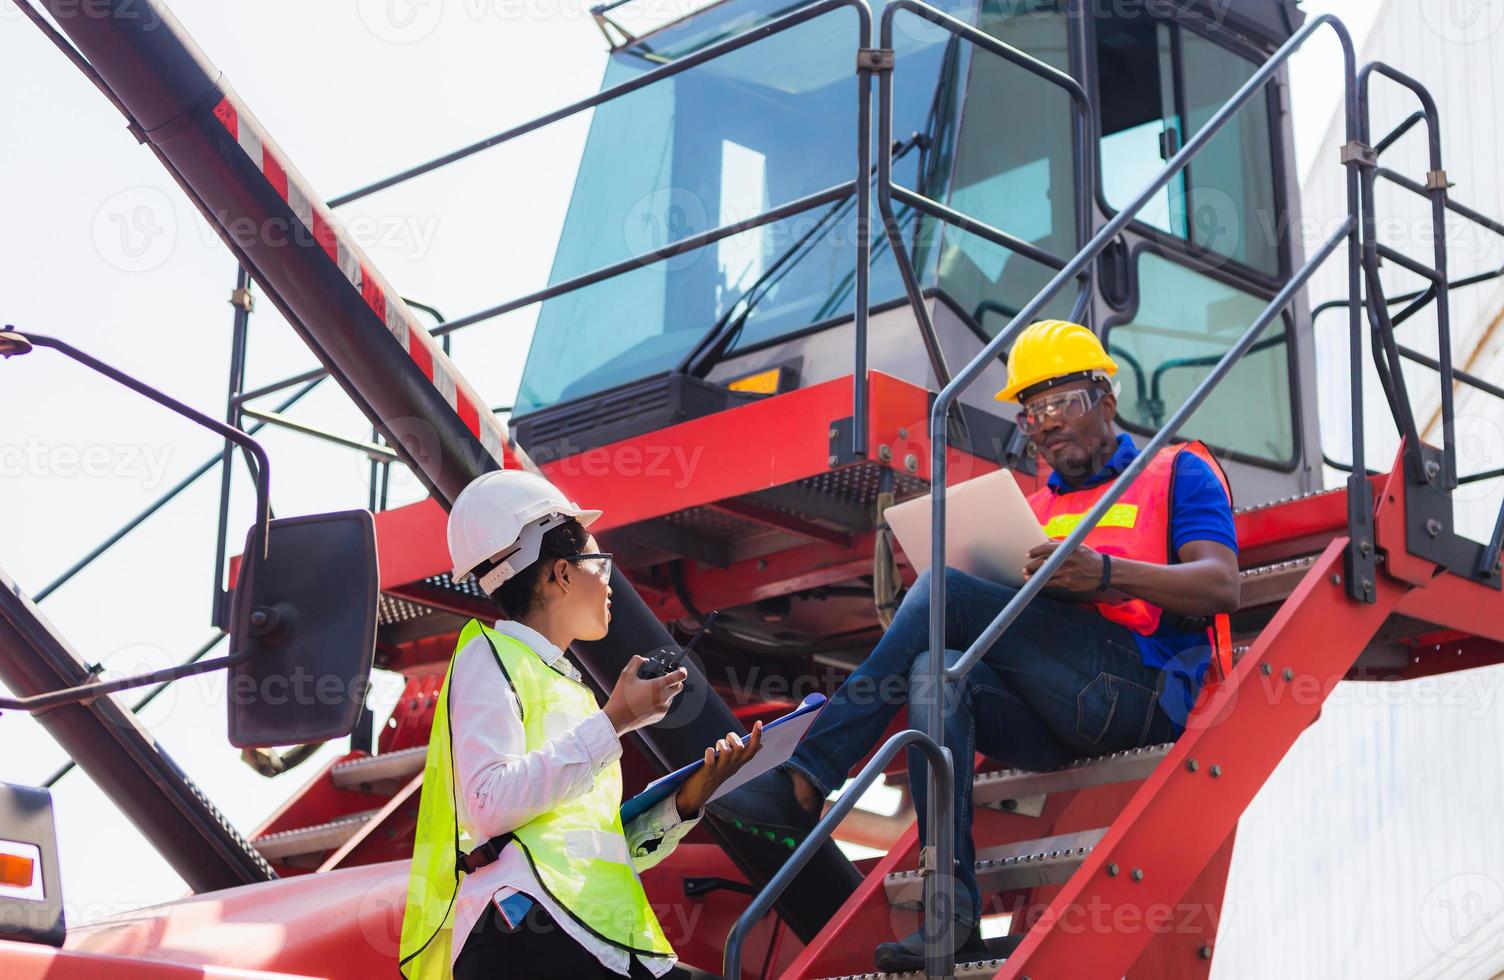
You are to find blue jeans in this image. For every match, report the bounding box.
[783,567,1195,921]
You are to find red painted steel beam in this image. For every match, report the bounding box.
[641,534,878,621]
[365,372,991,597]
[1231,477,1384,566]
[1388,562,1504,645]
[995,537,1408,979]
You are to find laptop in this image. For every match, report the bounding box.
[884,467,1047,589]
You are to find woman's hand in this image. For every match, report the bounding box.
[675,722,763,819]
[604,656,688,735]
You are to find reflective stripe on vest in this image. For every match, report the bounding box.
[398,620,672,980]
[1027,441,1235,683]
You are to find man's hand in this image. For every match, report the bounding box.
[1023,541,1107,593]
[675,722,764,818]
[604,656,688,735]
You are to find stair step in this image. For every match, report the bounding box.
[1238,554,1319,607]
[885,828,1107,907]
[972,743,1171,807]
[330,746,427,791]
[815,959,1010,980]
[252,810,380,862]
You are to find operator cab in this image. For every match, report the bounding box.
[512,0,1313,505]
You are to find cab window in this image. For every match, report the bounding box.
[1095,13,1281,277]
[1107,251,1294,464]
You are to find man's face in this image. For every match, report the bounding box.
[1020,379,1117,482]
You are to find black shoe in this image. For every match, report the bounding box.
[705,767,820,850]
[873,922,1000,974]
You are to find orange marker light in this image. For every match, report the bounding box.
[728,368,783,395]
[0,852,34,889]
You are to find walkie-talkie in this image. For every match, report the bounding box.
[637,610,719,679]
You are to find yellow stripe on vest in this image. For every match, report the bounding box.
[1042,503,1140,539]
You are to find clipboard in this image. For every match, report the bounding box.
[618,692,826,824]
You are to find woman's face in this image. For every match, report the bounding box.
[553,531,613,641]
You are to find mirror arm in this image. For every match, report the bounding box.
[0,645,255,715]
[0,329,272,557]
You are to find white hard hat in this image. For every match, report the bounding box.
[448,470,603,595]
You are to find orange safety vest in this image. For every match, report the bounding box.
[1026,440,1235,686]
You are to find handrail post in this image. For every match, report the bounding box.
[213,263,252,626]
[1359,62,1456,489]
[852,10,874,461]
[722,729,951,978]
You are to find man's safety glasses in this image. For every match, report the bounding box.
[564,552,614,579]
[1015,386,1107,435]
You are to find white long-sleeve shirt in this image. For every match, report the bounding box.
[448,619,700,976]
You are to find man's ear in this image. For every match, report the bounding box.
[1100,390,1118,425]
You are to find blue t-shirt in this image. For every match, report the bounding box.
[1044,434,1237,677]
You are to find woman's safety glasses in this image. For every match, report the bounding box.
[1015,386,1107,435]
[565,552,614,579]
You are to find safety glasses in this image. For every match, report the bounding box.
[1015,386,1106,435]
[564,552,614,579]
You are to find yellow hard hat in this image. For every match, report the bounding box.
[994,319,1117,403]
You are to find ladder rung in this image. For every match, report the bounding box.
[252,810,380,862]
[330,746,427,791]
[815,959,1010,980]
[885,828,1106,907]
[972,743,1171,806]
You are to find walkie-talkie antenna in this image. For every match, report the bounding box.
[679,610,719,659]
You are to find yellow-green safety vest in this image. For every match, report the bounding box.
[398,620,673,978]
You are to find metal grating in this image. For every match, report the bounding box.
[660,506,770,538]
[378,593,432,625]
[792,461,928,505]
[424,572,487,599]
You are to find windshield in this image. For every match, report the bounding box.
[516,0,1081,415]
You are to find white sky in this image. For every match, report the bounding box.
[0,0,1377,924]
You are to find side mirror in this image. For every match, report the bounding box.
[228,510,379,748]
[0,783,64,947]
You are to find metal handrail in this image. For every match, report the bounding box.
[875,0,1098,387]
[1358,62,1454,486]
[326,0,866,208]
[924,10,1361,683]
[723,728,953,978]
[34,377,321,603]
[258,0,884,458]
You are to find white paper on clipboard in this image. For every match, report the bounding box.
[619,693,826,824]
